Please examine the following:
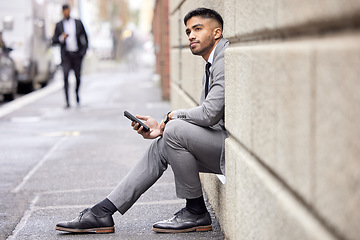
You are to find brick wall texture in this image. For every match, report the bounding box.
[168,1,360,239]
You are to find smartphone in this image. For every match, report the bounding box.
[124,111,150,132]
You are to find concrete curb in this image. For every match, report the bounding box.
[0,79,63,119]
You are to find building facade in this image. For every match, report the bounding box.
[167,1,360,239]
[153,0,170,100]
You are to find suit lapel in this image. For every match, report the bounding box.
[74,19,79,35]
[213,38,227,61]
[200,38,228,103]
[209,38,228,84]
[60,20,64,33]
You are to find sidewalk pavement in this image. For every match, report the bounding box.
[2,61,224,240]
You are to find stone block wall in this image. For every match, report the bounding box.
[169,1,360,239]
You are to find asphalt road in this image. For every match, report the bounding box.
[0,62,224,240]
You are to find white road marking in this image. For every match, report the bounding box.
[7,195,39,240]
[11,136,66,193]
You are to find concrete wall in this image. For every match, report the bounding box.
[169,1,360,239]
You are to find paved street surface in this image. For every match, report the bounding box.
[0,62,224,240]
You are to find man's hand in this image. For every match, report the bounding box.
[59,32,69,43]
[62,32,69,39]
[131,115,162,139]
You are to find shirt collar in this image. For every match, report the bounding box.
[207,42,218,65]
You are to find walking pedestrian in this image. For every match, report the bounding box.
[52,4,88,108]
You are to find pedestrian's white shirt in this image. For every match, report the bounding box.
[62,18,78,52]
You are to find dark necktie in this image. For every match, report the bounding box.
[205,62,211,98]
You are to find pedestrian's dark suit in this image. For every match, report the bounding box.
[52,18,88,106]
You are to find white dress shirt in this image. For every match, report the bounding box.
[61,18,78,52]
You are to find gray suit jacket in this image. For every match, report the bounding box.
[173,37,229,174]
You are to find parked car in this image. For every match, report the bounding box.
[0,0,55,93]
[0,47,17,100]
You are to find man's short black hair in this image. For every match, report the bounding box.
[184,8,223,30]
[62,4,70,10]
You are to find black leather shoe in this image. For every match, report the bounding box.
[152,208,212,233]
[76,94,80,105]
[56,208,114,233]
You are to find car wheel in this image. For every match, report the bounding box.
[3,92,15,101]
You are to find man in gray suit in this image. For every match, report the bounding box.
[56,8,228,234]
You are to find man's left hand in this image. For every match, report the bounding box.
[132,115,162,139]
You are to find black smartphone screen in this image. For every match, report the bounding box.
[124,111,150,132]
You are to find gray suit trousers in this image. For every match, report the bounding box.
[107,119,226,214]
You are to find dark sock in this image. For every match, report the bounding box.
[91,198,117,217]
[186,195,208,215]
